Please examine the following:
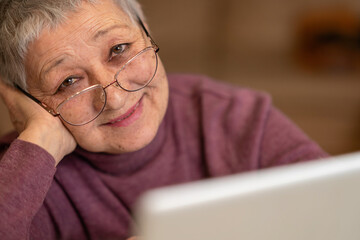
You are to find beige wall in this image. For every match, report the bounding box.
[140,0,360,155]
[1,0,359,155]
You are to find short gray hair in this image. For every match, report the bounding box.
[0,0,144,89]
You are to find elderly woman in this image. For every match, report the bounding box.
[0,0,327,239]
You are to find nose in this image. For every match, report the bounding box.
[90,66,129,112]
[103,80,129,111]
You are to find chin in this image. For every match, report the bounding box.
[78,123,159,154]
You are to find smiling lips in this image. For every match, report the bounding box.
[105,97,143,127]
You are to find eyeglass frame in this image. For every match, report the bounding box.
[16,16,159,126]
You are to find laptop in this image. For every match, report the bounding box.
[133,152,360,240]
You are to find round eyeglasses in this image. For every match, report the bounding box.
[16,18,160,126]
[57,45,158,126]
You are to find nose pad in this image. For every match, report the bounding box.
[112,80,123,90]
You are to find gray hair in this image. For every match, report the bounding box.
[0,0,144,89]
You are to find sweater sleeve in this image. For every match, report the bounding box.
[0,139,56,240]
[259,106,329,168]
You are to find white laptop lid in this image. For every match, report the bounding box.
[134,152,360,240]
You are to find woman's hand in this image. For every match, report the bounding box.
[0,80,76,165]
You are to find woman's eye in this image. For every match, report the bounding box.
[60,77,78,89]
[110,44,127,58]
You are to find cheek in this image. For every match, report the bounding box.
[151,62,168,98]
[157,69,169,108]
[65,123,101,146]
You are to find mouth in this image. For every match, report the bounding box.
[104,96,144,127]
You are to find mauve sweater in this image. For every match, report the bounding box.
[0,74,327,240]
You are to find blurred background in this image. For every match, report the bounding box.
[1,0,360,155]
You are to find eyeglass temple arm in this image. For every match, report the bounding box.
[15,84,59,116]
[136,15,159,53]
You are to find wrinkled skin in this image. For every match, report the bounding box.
[0,0,169,164]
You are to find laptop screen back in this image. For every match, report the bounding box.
[134,152,360,240]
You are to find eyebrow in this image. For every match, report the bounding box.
[92,24,130,41]
[42,24,130,77]
[43,58,66,77]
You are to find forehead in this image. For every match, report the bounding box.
[25,0,136,85]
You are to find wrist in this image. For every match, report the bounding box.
[18,125,75,165]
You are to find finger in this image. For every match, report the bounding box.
[0,80,25,112]
[0,80,38,132]
[0,79,20,104]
